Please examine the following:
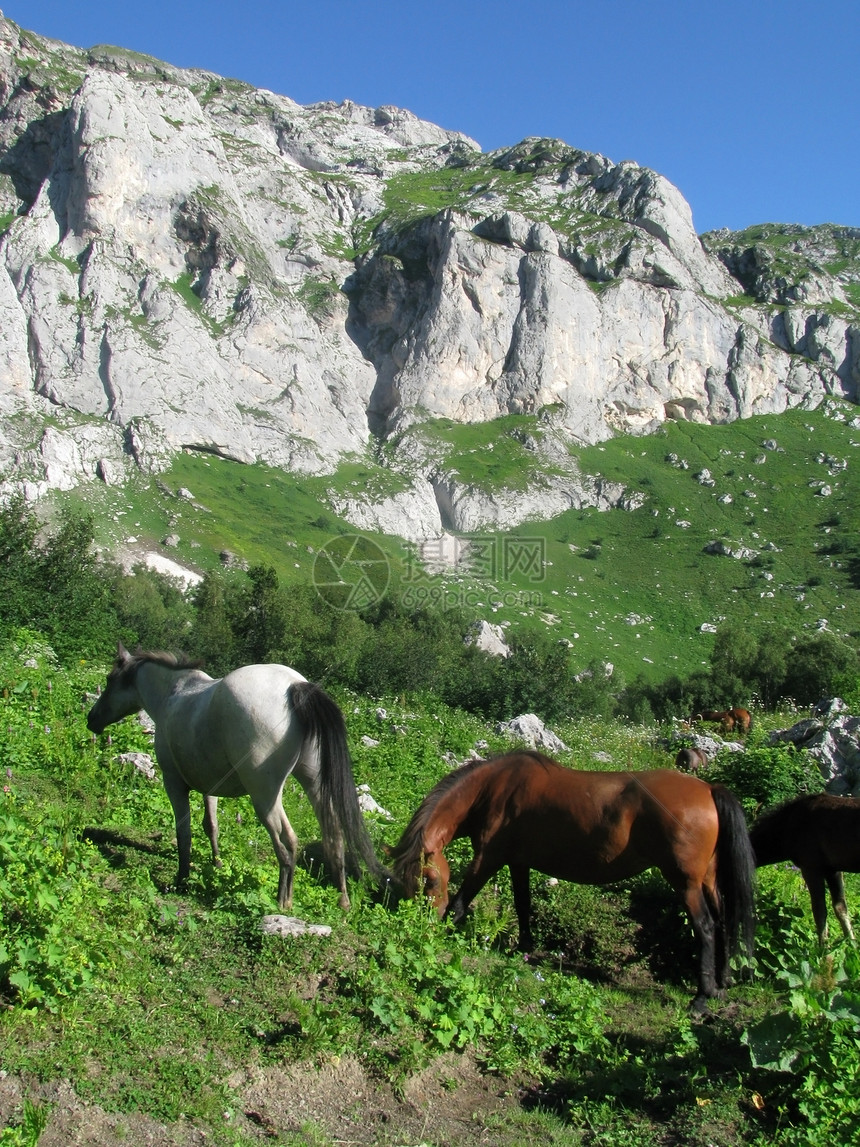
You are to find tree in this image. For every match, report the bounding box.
[782,631,859,706]
[189,571,239,674]
[112,564,194,652]
[709,621,760,705]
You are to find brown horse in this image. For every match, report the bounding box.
[390,752,756,1011]
[749,792,860,943]
[675,746,709,773]
[726,708,752,734]
[691,708,751,735]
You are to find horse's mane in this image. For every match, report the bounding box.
[389,750,551,893]
[118,647,204,676]
[748,790,848,862]
[752,790,841,826]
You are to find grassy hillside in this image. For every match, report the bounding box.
[0,638,858,1145]
[57,400,860,687]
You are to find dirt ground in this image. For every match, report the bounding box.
[0,1053,532,1146]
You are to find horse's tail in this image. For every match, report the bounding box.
[289,681,390,887]
[711,783,756,964]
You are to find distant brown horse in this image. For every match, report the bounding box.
[749,792,860,943]
[675,746,709,773]
[692,708,751,735]
[726,708,752,734]
[390,752,756,1010]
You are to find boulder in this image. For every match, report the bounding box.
[259,915,332,937]
[495,713,568,753]
[465,620,512,658]
[770,705,860,795]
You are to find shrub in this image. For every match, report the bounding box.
[0,791,151,1009]
[743,945,860,1143]
[703,735,823,818]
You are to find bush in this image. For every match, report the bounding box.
[0,791,153,1009]
[703,734,823,818]
[743,945,860,1143]
[0,499,119,659]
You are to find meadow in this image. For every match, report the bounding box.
[59,400,860,689]
[1,631,859,1146]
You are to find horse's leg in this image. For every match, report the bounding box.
[682,882,719,1011]
[802,868,830,944]
[703,879,730,989]
[509,864,534,951]
[444,849,503,928]
[825,870,854,941]
[326,820,350,911]
[202,795,222,868]
[250,796,300,909]
[161,771,193,891]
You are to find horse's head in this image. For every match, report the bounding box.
[421,851,451,916]
[385,843,451,914]
[86,642,141,734]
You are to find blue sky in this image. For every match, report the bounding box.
[5,0,858,234]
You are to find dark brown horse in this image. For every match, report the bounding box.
[390,752,756,1010]
[749,792,860,943]
[675,746,709,773]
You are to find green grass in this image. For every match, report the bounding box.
[58,401,860,688]
[1,639,857,1144]
[392,414,568,491]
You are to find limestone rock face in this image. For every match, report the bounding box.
[0,16,858,531]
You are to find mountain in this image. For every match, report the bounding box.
[1,15,858,540]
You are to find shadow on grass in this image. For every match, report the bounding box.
[521,1012,764,1140]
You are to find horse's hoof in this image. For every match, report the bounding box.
[690,995,711,1014]
[214,858,223,869]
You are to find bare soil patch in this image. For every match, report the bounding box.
[1,1053,531,1146]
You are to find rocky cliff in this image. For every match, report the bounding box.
[1,15,858,533]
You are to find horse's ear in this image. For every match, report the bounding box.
[116,641,131,663]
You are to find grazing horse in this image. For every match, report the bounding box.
[87,644,388,908]
[749,792,860,943]
[390,752,756,1010]
[675,746,709,773]
[692,709,751,735]
[726,708,752,734]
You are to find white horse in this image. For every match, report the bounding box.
[87,643,388,909]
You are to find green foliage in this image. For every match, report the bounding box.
[110,563,194,650]
[782,630,860,706]
[295,275,341,316]
[624,616,859,719]
[752,867,822,978]
[743,945,860,1143]
[323,900,611,1079]
[0,794,123,1007]
[703,734,823,818]
[0,1100,48,1147]
[0,498,119,658]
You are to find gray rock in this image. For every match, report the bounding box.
[0,15,857,524]
[465,620,512,658]
[259,915,332,937]
[356,783,392,820]
[116,752,156,780]
[495,713,568,753]
[769,706,860,795]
